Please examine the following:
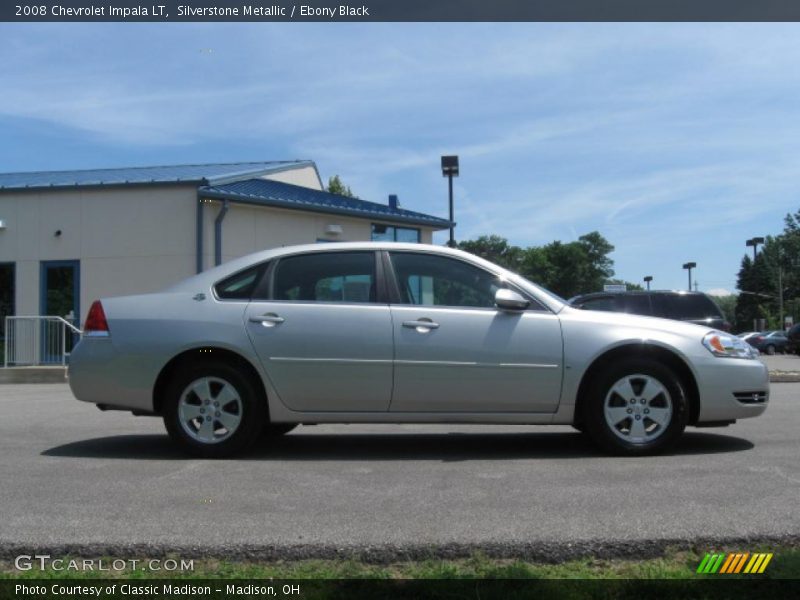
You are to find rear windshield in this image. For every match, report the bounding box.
[658,294,723,319]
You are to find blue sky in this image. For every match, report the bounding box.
[2,23,799,294]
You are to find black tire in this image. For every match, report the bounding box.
[263,423,298,437]
[163,360,266,458]
[581,358,688,456]
[765,345,776,356]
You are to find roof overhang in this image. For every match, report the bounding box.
[198,187,453,230]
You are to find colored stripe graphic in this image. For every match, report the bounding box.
[733,553,750,573]
[699,552,774,574]
[718,553,735,574]
[744,554,759,573]
[758,554,773,573]
[696,554,711,574]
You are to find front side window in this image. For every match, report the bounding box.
[274,252,375,303]
[389,252,504,308]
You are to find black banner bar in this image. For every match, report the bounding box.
[5,0,800,23]
[2,579,800,600]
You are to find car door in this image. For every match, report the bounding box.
[386,251,564,413]
[244,250,393,412]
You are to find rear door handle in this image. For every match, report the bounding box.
[402,319,439,332]
[249,313,285,326]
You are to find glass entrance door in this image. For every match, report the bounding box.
[40,260,80,363]
[0,263,14,366]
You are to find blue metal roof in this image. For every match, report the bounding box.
[200,178,452,229]
[0,161,315,190]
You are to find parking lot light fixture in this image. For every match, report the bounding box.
[644,276,653,291]
[441,155,459,248]
[682,262,696,291]
[746,237,765,262]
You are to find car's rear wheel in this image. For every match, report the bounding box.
[163,361,266,458]
[765,344,776,355]
[582,358,688,455]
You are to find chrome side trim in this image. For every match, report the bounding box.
[269,357,393,364]
[395,360,558,368]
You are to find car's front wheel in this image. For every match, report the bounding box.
[163,361,266,458]
[582,358,688,455]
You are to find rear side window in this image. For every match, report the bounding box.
[659,294,723,319]
[273,252,376,303]
[214,265,264,300]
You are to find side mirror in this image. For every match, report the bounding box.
[495,288,530,311]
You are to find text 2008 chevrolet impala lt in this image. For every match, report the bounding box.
[69,242,768,457]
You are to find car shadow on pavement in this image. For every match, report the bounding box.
[42,430,754,461]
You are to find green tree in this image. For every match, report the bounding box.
[457,235,524,272]
[458,231,617,298]
[326,175,355,198]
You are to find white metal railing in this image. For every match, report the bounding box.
[3,316,83,367]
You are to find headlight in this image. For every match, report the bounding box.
[702,331,758,359]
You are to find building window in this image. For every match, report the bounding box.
[371,224,420,243]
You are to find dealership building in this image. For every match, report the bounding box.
[0,160,451,334]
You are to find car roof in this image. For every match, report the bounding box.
[165,241,569,313]
[570,290,712,301]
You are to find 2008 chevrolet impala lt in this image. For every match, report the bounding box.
[69,242,769,457]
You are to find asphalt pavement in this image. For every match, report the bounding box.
[0,383,798,561]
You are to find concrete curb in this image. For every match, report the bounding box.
[770,372,800,383]
[0,367,67,384]
[0,536,798,564]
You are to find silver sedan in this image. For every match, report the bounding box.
[68,242,769,457]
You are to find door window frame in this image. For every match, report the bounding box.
[260,250,388,305]
[381,250,546,312]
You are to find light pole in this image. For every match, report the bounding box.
[746,236,765,262]
[441,155,459,247]
[644,276,653,291]
[682,262,696,292]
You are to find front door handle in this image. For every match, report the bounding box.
[249,313,285,327]
[402,319,439,333]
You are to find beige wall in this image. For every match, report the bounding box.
[200,199,435,267]
[0,185,198,323]
[0,170,437,325]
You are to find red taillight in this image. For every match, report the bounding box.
[84,300,109,335]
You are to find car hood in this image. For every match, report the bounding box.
[558,305,717,338]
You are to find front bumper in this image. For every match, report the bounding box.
[695,357,769,423]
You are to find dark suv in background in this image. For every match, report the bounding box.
[569,290,730,331]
